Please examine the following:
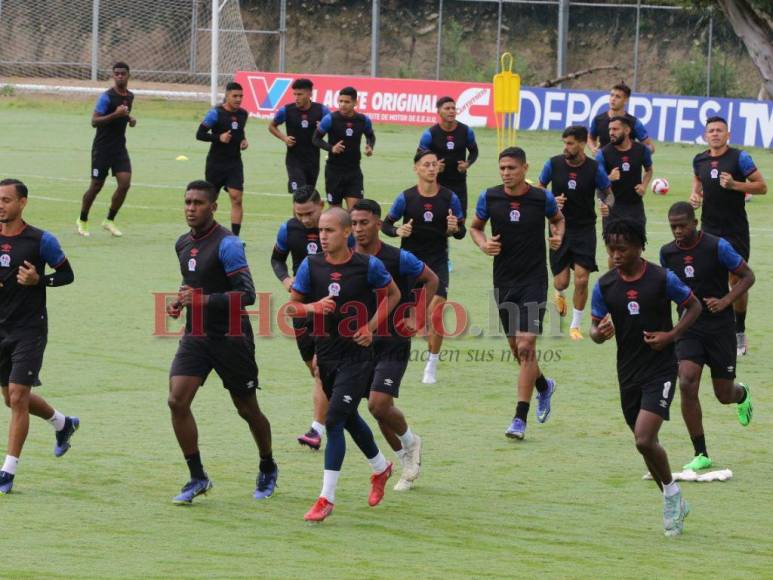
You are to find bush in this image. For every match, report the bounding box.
[671,46,741,98]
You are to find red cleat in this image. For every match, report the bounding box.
[368,462,393,507]
[304,497,334,522]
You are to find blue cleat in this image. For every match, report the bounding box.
[253,466,278,500]
[0,471,14,494]
[505,417,526,440]
[173,476,213,505]
[54,416,80,457]
[536,379,557,424]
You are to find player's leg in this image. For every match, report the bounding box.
[101,170,131,237]
[729,271,749,356]
[422,261,449,384]
[569,265,591,338]
[343,167,364,210]
[505,333,542,439]
[295,322,327,449]
[1,383,32,493]
[78,177,106,236]
[226,187,244,236]
[706,328,752,427]
[229,389,278,499]
[324,164,344,208]
[553,266,570,318]
[678,359,712,470]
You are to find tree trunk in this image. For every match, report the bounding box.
[716,0,773,98]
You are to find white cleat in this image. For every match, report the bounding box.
[102,219,123,237]
[422,363,437,384]
[403,434,423,481]
[76,219,90,237]
[393,477,413,491]
[736,333,748,357]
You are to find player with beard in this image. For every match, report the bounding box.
[587,82,654,154]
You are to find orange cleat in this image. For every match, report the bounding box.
[368,462,393,507]
[304,497,334,522]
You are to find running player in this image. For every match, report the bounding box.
[167,180,277,504]
[660,202,754,471]
[77,62,136,238]
[289,207,400,522]
[382,150,465,385]
[418,96,479,217]
[351,199,439,491]
[196,82,249,236]
[312,87,375,209]
[269,78,330,193]
[590,218,701,537]
[0,179,79,494]
[539,125,612,339]
[587,82,655,154]
[689,116,767,356]
[470,147,564,440]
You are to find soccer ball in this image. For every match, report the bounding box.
[651,178,669,195]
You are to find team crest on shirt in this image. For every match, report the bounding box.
[306,241,319,254]
[345,123,354,137]
[188,248,199,272]
[301,114,309,128]
[327,193,334,203]
[446,136,455,150]
[423,203,434,222]
[509,201,521,223]
[0,254,10,268]
[568,179,577,190]
[684,265,695,278]
[626,289,640,315]
[231,117,239,130]
[621,157,631,172]
[328,282,340,296]
[711,168,719,179]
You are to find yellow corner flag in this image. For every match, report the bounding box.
[493,52,521,153]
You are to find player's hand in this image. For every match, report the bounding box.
[437,159,446,173]
[599,202,610,218]
[608,167,621,182]
[457,160,469,173]
[688,191,703,209]
[480,234,501,256]
[364,144,373,157]
[353,324,373,347]
[115,105,129,117]
[703,296,729,313]
[332,140,346,154]
[588,145,598,156]
[719,172,736,190]
[284,135,296,147]
[597,314,615,340]
[548,233,562,251]
[16,261,40,286]
[177,285,198,307]
[282,277,295,293]
[167,300,182,319]
[396,219,413,238]
[240,139,249,151]
[643,330,672,351]
[219,131,233,144]
[309,295,336,316]
[446,210,459,235]
[394,315,418,338]
[128,116,137,128]
[634,184,646,196]
[555,193,567,210]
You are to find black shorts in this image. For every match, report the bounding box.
[292,316,315,363]
[550,225,598,276]
[370,339,410,397]
[620,375,677,429]
[603,203,646,230]
[676,323,736,380]
[317,359,374,425]
[206,158,244,192]
[170,335,259,394]
[420,254,450,299]
[325,165,363,205]
[91,148,131,181]
[496,283,548,336]
[286,156,320,193]
[703,225,750,262]
[0,333,46,387]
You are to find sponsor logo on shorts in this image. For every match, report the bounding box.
[93,168,100,177]
[383,378,394,386]
[246,380,256,389]
[343,395,352,404]
[659,399,668,408]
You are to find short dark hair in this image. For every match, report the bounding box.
[706,116,728,127]
[185,180,218,202]
[608,115,632,130]
[339,86,357,100]
[603,217,647,250]
[414,149,437,164]
[499,147,527,164]
[352,198,382,217]
[0,178,28,198]
[292,185,321,205]
[291,78,313,91]
[113,62,130,72]
[323,207,351,228]
[562,125,588,142]
[668,201,696,220]
[225,81,243,93]
[436,96,455,109]
[612,82,631,98]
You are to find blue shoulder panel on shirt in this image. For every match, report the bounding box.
[595,162,612,190]
[275,222,289,252]
[538,160,552,187]
[292,258,311,294]
[738,151,757,177]
[399,250,425,278]
[642,145,653,169]
[717,238,743,272]
[321,105,332,117]
[466,126,476,144]
[544,190,558,218]
[666,270,692,305]
[272,106,287,125]
[450,193,464,219]
[347,234,356,248]
[202,108,219,128]
[419,129,433,149]
[364,116,374,132]
[94,92,111,115]
[318,114,332,134]
[387,192,407,221]
[475,190,489,220]
[590,282,608,319]
[219,235,248,274]
[594,149,606,166]
[40,231,66,268]
[633,119,649,142]
[367,256,392,288]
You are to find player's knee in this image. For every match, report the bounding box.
[574,271,590,288]
[634,434,655,455]
[516,343,535,363]
[678,376,700,399]
[554,275,569,292]
[167,393,189,415]
[2,391,10,408]
[368,397,389,421]
[8,388,29,409]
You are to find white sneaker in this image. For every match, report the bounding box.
[403,434,422,481]
[736,333,748,357]
[393,477,413,491]
[422,362,437,384]
[102,219,123,237]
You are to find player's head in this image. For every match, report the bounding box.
[350,199,382,247]
[609,82,631,111]
[414,149,439,183]
[498,147,528,189]
[292,186,324,229]
[436,96,456,123]
[704,116,729,149]
[603,218,646,268]
[0,178,29,223]
[667,201,698,245]
[318,207,351,254]
[562,126,588,161]
[224,82,243,109]
[608,116,631,145]
[291,78,313,107]
[184,180,218,229]
[112,62,130,88]
[337,87,357,115]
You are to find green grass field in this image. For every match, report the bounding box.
[0,94,771,578]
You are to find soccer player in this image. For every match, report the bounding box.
[418,96,479,217]
[689,116,767,356]
[268,78,331,193]
[270,186,328,449]
[351,199,439,491]
[587,82,655,154]
[312,87,375,209]
[76,62,136,238]
[288,207,400,522]
[539,125,613,339]
[166,180,277,504]
[196,82,249,236]
[0,179,78,494]
[470,147,564,440]
[660,202,755,471]
[590,218,701,537]
[382,150,466,384]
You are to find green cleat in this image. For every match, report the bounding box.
[737,383,753,426]
[683,453,712,471]
[76,219,90,237]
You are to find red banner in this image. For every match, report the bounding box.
[234,71,494,128]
